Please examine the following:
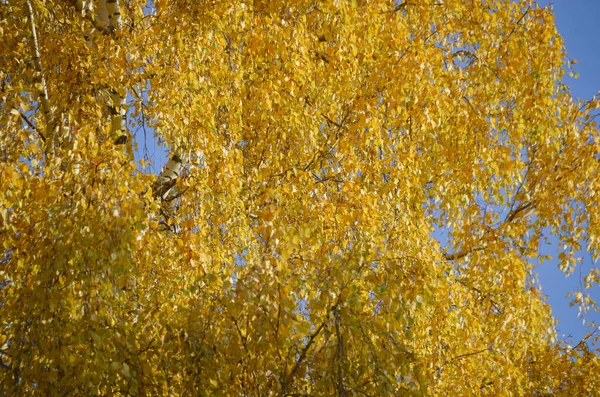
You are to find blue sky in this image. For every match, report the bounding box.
[537,1,600,344]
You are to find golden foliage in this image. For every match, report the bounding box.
[1,0,599,394]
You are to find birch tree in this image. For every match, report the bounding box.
[1,0,599,395]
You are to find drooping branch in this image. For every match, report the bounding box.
[26,0,55,153]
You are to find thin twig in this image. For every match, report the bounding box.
[281,299,340,395]
[19,110,46,142]
[322,114,343,129]
[504,201,534,223]
[451,347,489,361]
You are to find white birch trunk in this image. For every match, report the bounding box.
[104,0,128,145]
[153,154,184,199]
[107,0,121,30]
[110,90,127,144]
[95,0,109,29]
[68,0,106,31]
[65,0,186,198]
[73,0,92,17]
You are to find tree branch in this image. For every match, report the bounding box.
[442,246,484,261]
[334,307,346,397]
[18,110,46,142]
[26,0,55,153]
[443,197,536,262]
[504,201,534,223]
[450,347,489,362]
[321,113,343,129]
[281,299,340,395]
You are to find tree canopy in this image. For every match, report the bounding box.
[1,0,599,395]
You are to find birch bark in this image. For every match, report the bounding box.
[64,0,185,199]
